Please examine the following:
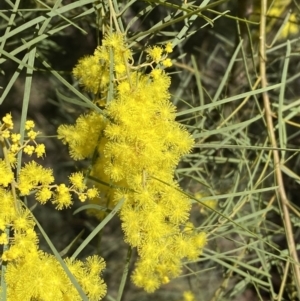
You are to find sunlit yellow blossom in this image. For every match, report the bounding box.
[79,193,87,202]
[2,129,10,138]
[165,42,173,53]
[162,58,172,67]
[65,256,107,300]
[103,32,124,49]
[35,187,52,203]
[18,161,54,195]
[11,133,21,143]
[7,152,17,166]
[18,181,32,195]
[73,55,103,94]
[0,221,6,231]
[183,291,196,301]
[0,188,16,224]
[132,267,161,293]
[2,246,22,261]
[35,143,46,157]
[13,230,39,254]
[5,251,107,301]
[115,63,126,75]
[147,46,163,63]
[117,81,131,94]
[69,172,86,191]
[59,33,204,294]
[25,120,35,130]
[73,33,130,96]
[13,208,35,231]
[27,130,38,140]
[279,12,299,38]
[0,233,8,244]
[57,112,107,160]
[24,145,35,156]
[87,187,98,199]
[0,159,14,187]
[10,144,19,153]
[2,113,13,129]
[52,184,72,209]
[150,69,162,80]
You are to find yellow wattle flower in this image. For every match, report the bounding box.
[58,32,206,292]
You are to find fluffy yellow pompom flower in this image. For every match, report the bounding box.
[165,42,173,53]
[18,161,54,195]
[57,112,107,160]
[53,184,72,209]
[36,187,52,203]
[24,145,35,156]
[69,172,86,191]
[147,46,163,62]
[13,207,35,231]
[72,32,131,95]
[183,291,196,301]
[162,58,172,67]
[72,54,104,94]
[87,187,99,199]
[0,232,8,244]
[251,0,299,40]
[0,159,14,187]
[11,133,21,143]
[35,143,46,157]
[0,188,16,230]
[279,12,299,39]
[5,251,107,301]
[2,113,13,129]
[59,32,206,293]
[25,120,35,130]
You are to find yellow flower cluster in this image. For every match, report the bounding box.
[0,114,107,300]
[180,291,197,301]
[1,113,46,166]
[18,161,98,209]
[0,114,98,209]
[57,111,111,217]
[58,111,107,160]
[251,0,299,40]
[59,33,207,292]
[194,192,217,214]
[0,197,106,301]
[72,33,131,107]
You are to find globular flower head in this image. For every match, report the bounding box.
[2,113,13,129]
[35,187,52,204]
[0,159,14,187]
[72,32,130,96]
[52,184,72,210]
[11,133,21,143]
[59,32,202,294]
[35,143,46,157]
[147,46,163,63]
[57,112,107,160]
[162,58,172,67]
[18,161,54,196]
[72,54,104,94]
[165,42,173,53]
[25,120,35,130]
[69,172,86,191]
[13,207,35,231]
